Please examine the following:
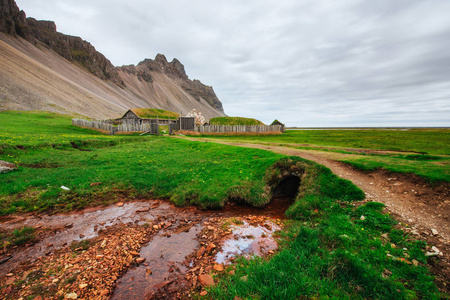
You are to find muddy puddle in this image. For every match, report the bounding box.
[216,220,280,265]
[112,224,202,299]
[0,199,288,299]
[0,201,179,276]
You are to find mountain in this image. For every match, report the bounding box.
[0,0,225,119]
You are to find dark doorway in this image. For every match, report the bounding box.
[272,176,301,198]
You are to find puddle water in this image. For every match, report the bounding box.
[112,224,202,299]
[215,220,280,264]
[0,201,177,276]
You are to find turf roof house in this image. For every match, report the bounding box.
[116,108,179,125]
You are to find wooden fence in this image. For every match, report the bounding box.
[196,125,284,134]
[72,119,159,135]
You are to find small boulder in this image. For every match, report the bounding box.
[0,161,17,174]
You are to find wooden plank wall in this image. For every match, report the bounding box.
[72,119,158,135]
[196,125,284,133]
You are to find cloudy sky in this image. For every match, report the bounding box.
[16,0,450,127]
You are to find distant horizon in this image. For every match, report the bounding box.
[14,0,450,127]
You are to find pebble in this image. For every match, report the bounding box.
[213,264,224,272]
[198,274,215,286]
[136,257,146,264]
[65,293,78,299]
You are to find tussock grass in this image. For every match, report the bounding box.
[210,117,264,126]
[129,108,179,119]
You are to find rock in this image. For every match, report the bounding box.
[197,246,206,257]
[0,160,17,174]
[116,202,124,207]
[360,215,366,221]
[206,243,216,254]
[198,274,215,286]
[136,207,150,213]
[136,257,146,264]
[65,293,78,299]
[431,229,439,236]
[213,264,224,272]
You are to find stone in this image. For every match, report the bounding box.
[136,207,150,213]
[431,229,439,236]
[0,160,17,174]
[136,257,146,264]
[198,274,215,286]
[197,246,206,257]
[206,243,216,254]
[65,293,78,299]
[213,264,224,272]
[360,215,366,221]
[116,202,124,207]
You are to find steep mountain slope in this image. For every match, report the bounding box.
[0,0,225,119]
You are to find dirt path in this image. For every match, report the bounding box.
[177,137,450,285]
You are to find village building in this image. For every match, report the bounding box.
[116,108,179,125]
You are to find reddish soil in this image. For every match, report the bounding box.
[0,200,286,300]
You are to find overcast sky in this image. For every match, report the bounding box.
[16,0,450,127]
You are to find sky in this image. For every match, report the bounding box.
[15,0,450,127]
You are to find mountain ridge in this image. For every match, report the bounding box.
[0,0,225,119]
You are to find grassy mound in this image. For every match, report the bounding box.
[210,117,264,126]
[130,108,179,119]
[209,158,441,299]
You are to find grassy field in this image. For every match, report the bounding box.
[210,116,264,126]
[0,111,444,298]
[188,129,450,182]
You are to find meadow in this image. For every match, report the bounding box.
[191,129,450,182]
[0,111,445,298]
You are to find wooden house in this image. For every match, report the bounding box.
[116,108,179,125]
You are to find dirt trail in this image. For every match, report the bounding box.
[185,139,449,239]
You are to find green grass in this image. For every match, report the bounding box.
[0,112,285,213]
[210,117,264,126]
[208,160,440,299]
[130,108,179,119]
[187,129,450,182]
[0,226,35,249]
[0,111,443,298]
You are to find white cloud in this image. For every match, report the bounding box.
[15,0,450,126]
